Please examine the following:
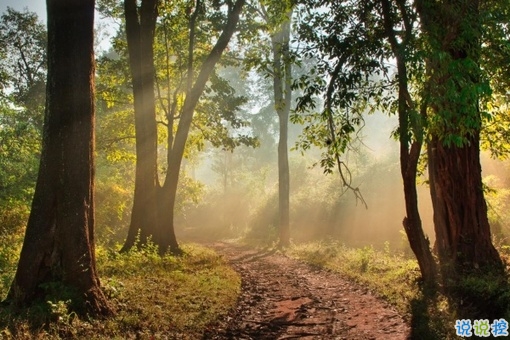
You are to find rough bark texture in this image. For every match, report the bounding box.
[428,134,503,274]
[6,0,112,316]
[380,0,437,284]
[272,10,292,248]
[121,0,160,252]
[415,0,503,276]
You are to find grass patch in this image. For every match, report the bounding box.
[0,242,240,339]
[288,241,454,339]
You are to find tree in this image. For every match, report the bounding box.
[250,0,293,247]
[293,1,379,207]
[415,0,504,277]
[294,0,509,284]
[380,0,437,284]
[121,0,247,254]
[269,3,292,248]
[122,0,160,251]
[0,7,47,126]
[4,0,112,315]
[158,0,246,252]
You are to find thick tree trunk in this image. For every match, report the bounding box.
[6,0,112,316]
[428,134,503,275]
[272,10,292,248]
[121,0,159,252]
[416,0,503,276]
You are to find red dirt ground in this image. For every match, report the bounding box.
[203,242,410,339]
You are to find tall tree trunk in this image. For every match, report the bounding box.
[401,142,437,284]
[121,0,159,252]
[121,0,245,254]
[416,0,503,276]
[428,134,502,274]
[396,51,438,284]
[271,9,292,248]
[381,0,437,284]
[158,0,246,254]
[5,0,112,316]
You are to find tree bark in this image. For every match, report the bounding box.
[380,0,437,284]
[401,140,437,284]
[415,0,503,276]
[121,0,160,252]
[5,0,112,316]
[271,9,292,248]
[428,134,503,274]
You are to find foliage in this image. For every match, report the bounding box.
[96,0,258,177]
[175,174,205,220]
[239,0,296,80]
[418,0,510,149]
[482,94,510,159]
[0,243,240,339]
[484,174,510,239]
[0,206,26,301]
[0,7,46,114]
[479,0,510,157]
[95,170,134,246]
[0,102,40,206]
[0,8,45,210]
[95,51,136,163]
[449,271,510,321]
[153,0,238,151]
[192,68,258,152]
[0,11,43,299]
[291,0,395,206]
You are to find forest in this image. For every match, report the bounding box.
[0,0,509,338]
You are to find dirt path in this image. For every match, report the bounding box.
[203,242,410,340]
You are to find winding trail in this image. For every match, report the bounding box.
[203,242,410,339]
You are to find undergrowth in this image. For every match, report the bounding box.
[288,241,459,339]
[0,242,240,339]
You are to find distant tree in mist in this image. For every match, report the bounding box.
[255,0,293,247]
[240,0,296,247]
